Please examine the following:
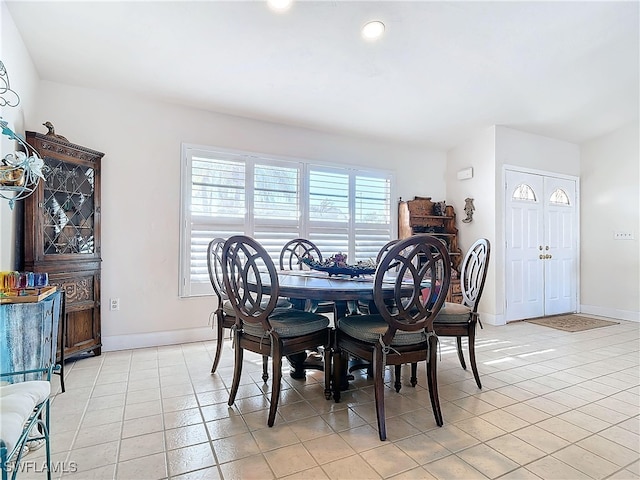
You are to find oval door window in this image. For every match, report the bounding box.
[512,183,537,202]
[549,188,570,205]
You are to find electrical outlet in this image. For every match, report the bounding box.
[110,298,120,311]
[614,232,634,240]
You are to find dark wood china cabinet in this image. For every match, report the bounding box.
[23,131,104,358]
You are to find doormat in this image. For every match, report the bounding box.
[525,315,619,332]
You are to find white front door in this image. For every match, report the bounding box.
[505,170,578,321]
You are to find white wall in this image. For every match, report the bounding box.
[29,80,446,350]
[580,123,639,321]
[0,0,40,270]
[495,127,581,177]
[446,127,497,322]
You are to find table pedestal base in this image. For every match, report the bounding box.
[287,350,325,379]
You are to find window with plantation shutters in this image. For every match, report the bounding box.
[180,144,395,297]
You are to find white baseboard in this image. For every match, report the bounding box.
[579,305,639,323]
[101,306,638,352]
[102,327,216,352]
[479,313,505,326]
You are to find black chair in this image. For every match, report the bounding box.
[279,238,334,314]
[222,235,332,427]
[208,238,290,381]
[357,238,400,315]
[332,235,451,440]
[434,238,491,389]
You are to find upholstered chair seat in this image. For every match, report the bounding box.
[337,316,429,346]
[242,310,329,338]
[433,302,472,323]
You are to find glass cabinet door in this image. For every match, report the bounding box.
[42,158,96,256]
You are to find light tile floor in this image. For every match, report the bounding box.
[21,317,640,479]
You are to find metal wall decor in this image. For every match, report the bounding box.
[0,60,45,209]
[0,60,20,107]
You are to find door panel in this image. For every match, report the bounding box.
[505,171,544,319]
[544,176,577,315]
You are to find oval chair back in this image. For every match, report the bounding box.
[207,237,227,305]
[279,238,323,270]
[280,238,334,314]
[373,235,451,345]
[460,238,491,314]
[222,235,280,332]
[358,239,400,315]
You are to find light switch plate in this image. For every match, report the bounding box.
[457,167,473,180]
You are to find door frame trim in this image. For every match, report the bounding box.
[502,165,581,322]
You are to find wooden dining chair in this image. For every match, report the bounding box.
[279,238,335,314]
[207,238,290,381]
[222,235,332,427]
[357,238,400,315]
[433,238,491,388]
[332,235,451,440]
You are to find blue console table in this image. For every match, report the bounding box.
[0,292,61,385]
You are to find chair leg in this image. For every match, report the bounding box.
[58,361,65,394]
[456,337,467,370]
[44,400,52,480]
[394,365,402,393]
[426,335,443,427]
[324,342,332,400]
[227,336,244,406]
[372,346,387,441]
[1,448,7,480]
[410,363,418,387]
[210,313,225,374]
[468,327,482,389]
[262,355,269,382]
[268,345,283,427]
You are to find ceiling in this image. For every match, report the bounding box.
[5,1,639,150]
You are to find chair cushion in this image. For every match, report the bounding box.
[434,302,472,324]
[222,299,236,317]
[337,315,427,346]
[0,381,50,453]
[222,297,292,317]
[243,310,329,338]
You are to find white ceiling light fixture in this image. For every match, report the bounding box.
[361,20,385,41]
[267,0,293,13]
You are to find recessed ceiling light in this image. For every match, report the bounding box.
[267,0,293,12]
[361,20,385,40]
